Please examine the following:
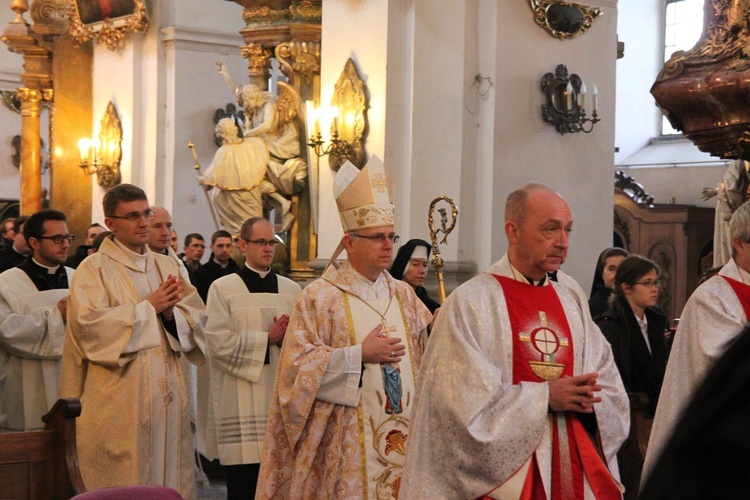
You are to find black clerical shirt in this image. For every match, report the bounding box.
[18,258,69,291]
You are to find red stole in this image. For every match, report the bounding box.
[722,276,750,318]
[488,275,621,500]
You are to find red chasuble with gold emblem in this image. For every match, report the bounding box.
[491,276,621,500]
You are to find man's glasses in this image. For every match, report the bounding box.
[106,209,155,222]
[38,234,75,244]
[351,233,399,244]
[633,280,662,289]
[243,239,279,247]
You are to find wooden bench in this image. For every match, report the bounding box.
[0,398,86,499]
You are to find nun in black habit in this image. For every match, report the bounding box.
[389,238,441,314]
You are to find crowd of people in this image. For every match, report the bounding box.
[0,156,746,499]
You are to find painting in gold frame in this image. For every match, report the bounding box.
[68,0,149,51]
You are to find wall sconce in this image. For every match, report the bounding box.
[541,64,599,134]
[78,101,122,190]
[307,58,367,171]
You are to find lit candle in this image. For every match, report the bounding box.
[592,83,599,113]
[566,81,574,111]
[332,107,340,135]
[77,138,90,161]
[91,137,100,162]
[315,115,321,136]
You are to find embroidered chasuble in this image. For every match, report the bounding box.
[401,255,629,500]
[203,266,301,466]
[643,260,750,484]
[0,264,74,431]
[256,261,431,499]
[59,237,205,499]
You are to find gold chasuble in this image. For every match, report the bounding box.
[340,288,417,498]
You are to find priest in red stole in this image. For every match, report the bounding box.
[642,200,750,487]
[402,183,629,499]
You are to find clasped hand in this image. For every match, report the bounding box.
[361,324,406,364]
[548,372,602,413]
[268,315,290,345]
[147,275,184,315]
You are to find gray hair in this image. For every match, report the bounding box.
[730,201,750,254]
[504,182,556,225]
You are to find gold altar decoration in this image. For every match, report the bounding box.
[67,0,148,51]
[428,196,459,303]
[528,0,602,40]
[226,0,321,280]
[77,101,122,190]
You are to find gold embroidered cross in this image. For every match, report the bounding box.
[373,173,387,193]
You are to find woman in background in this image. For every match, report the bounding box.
[390,239,440,314]
[589,247,629,318]
[595,255,667,417]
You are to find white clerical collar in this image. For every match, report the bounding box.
[737,260,750,284]
[214,257,230,268]
[508,262,548,286]
[32,257,60,274]
[113,237,148,272]
[245,262,271,278]
[350,265,386,287]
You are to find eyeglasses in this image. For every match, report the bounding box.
[351,233,399,244]
[38,234,75,244]
[243,239,279,247]
[106,209,155,222]
[633,280,662,289]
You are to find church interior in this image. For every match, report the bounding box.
[0,0,743,496]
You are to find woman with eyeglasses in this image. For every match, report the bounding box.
[595,255,668,417]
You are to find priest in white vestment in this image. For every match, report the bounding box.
[256,156,431,499]
[402,183,629,499]
[642,201,750,486]
[203,217,301,498]
[0,209,74,432]
[59,185,205,499]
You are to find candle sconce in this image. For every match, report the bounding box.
[77,101,122,190]
[541,64,599,134]
[307,58,367,171]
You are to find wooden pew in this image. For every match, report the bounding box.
[0,398,86,499]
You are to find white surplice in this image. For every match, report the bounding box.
[202,270,301,465]
[642,260,750,484]
[0,266,73,431]
[401,255,629,499]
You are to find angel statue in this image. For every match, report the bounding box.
[701,159,750,268]
[199,61,308,234]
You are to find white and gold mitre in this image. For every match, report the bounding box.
[333,155,395,232]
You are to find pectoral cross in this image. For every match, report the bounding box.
[379,317,398,338]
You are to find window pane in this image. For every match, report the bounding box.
[662,0,704,135]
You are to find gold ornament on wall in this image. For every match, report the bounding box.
[67,0,149,51]
[528,0,602,40]
[77,101,122,190]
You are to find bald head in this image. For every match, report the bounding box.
[504,183,572,280]
[148,205,173,253]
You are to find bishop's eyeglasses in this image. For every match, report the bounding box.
[351,233,400,244]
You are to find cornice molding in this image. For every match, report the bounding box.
[160,26,244,53]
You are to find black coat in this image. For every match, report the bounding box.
[595,299,667,416]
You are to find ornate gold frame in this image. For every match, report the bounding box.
[329,58,367,171]
[67,0,149,51]
[528,0,602,40]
